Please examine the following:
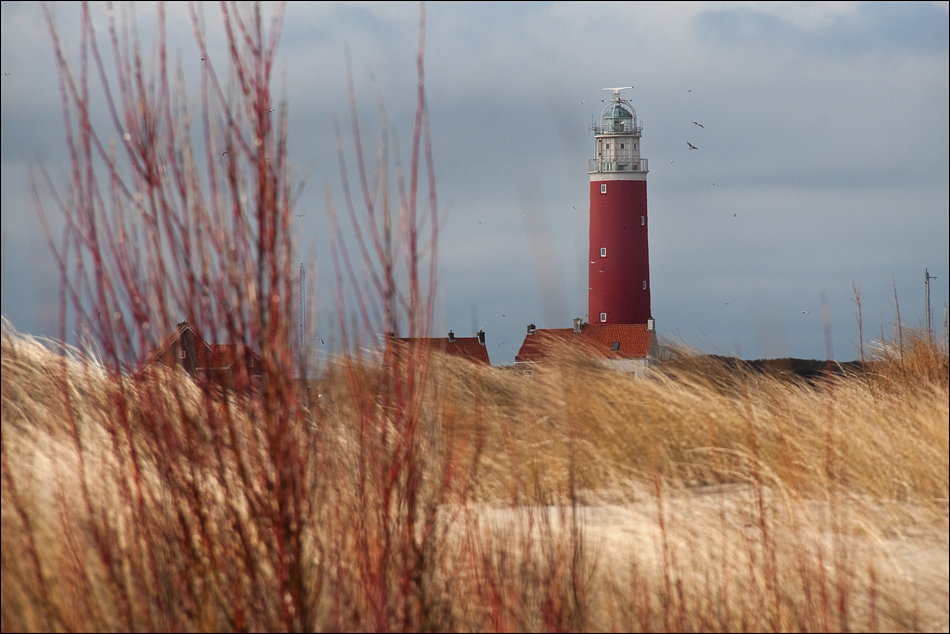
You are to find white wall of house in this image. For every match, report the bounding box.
[601,358,650,377]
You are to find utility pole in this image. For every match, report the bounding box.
[925,268,937,342]
[299,263,306,351]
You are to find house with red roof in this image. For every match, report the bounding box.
[144,322,262,391]
[385,329,491,366]
[515,318,657,375]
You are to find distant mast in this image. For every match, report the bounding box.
[299,262,305,353]
[588,86,653,325]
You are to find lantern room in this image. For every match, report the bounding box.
[590,88,647,175]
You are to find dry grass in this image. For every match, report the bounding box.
[3,323,947,632]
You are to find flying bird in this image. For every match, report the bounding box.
[692,121,704,128]
[799,310,810,315]
[670,159,674,164]
[687,142,698,150]
[687,89,692,93]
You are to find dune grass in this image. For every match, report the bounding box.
[3,322,947,632]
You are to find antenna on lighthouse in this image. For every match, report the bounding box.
[603,86,633,100]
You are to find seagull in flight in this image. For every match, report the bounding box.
[687,142,698,150]
[692,121,704,128]
[799,310,810,315]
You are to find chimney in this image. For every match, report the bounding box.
[448,330,456,342]
[573,317,583,333]
[477,329,486,345]
[527,323,537,335]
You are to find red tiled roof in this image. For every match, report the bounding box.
[146,322,197,362]
[143,322,262,379]
[387,336,491,366]
[515,323,653,363]
[201,344,262,371]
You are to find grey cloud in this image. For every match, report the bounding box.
[695,2,949,59]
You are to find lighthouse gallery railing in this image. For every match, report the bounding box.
[589,158,649,173]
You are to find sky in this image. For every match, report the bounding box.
[2,1,949,365]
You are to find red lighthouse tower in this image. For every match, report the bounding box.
[588,87,652,326]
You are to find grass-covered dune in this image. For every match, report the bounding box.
[3,323,947,632]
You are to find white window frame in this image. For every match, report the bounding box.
[600,247,607,257]
[641,215,645,226]
[178,349,187,359]
[600,312,607,322]
[643,281,648,290]
[600,184,607,194]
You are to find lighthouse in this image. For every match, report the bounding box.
[588,87,652,326]
[514,87,657,373]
